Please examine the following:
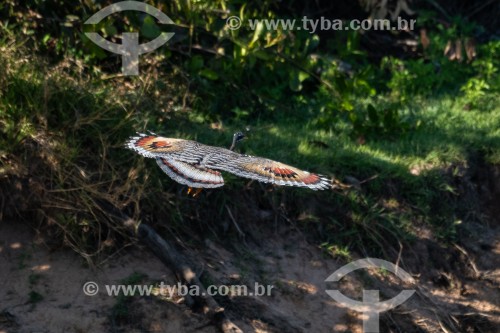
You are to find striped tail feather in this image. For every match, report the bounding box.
[156,158,224,189]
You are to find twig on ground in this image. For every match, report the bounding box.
[97,200,244,333]
[226,205,245,238]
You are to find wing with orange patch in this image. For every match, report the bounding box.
[210,155,330,190]
[127,132,330,191]
[126,133,185,158]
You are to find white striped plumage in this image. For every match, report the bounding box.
[126,133,331,190]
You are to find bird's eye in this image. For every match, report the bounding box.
[234,132,245,142]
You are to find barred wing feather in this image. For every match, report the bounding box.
[127,133,330,190]
[208,155,330,190]
[156,158,224,188]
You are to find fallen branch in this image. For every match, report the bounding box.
[98,200,244,333]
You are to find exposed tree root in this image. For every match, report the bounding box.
[98,200,244,333]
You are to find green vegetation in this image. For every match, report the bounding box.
[111,272,148,323]
[28,291,44,304]
[0,1,499,262]
[28,274,44,309]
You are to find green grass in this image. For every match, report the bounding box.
[1,32,499,262]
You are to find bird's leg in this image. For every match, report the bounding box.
[187,187,203,197]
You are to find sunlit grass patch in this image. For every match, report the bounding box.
[1,34,498,263]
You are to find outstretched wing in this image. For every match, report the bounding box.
[156,158,224,188]
[127,133,330,190]
[126,133,212,164]
[126,133,188,157]
[207,154,331,190]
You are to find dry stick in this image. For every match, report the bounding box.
[225,205,245,238]
[138,224,244,333]
[99,201,244,333]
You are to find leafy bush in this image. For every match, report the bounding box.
[1,0,499,260]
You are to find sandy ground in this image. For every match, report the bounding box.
[0,222,354,333]
[1,217,499,333]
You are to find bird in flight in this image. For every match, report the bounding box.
[126,132,330,194]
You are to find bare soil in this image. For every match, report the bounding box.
[1,216,499,333]
[1,164,499,333]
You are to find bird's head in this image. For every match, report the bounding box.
[229,131,245,151]
[233,132,245,143]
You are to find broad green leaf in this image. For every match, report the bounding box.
[298,71,310,82]
[199,68,219,80]
[189,55,204,72]
[141,16,160,39]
